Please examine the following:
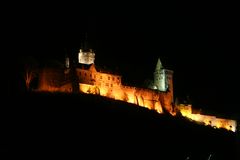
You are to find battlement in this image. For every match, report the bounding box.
[78,49,95,64]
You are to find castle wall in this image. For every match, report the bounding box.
[78,81,168,114]
[76,68,94,85]
[166,70,174,104]
[134,88,162,112]
[76,68,121,88]
[58,83,72,93]
[176,104,237,132]
[38,68,69,92]
[79,83,97,94]
[211,118,237,132]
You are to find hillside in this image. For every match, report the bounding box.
[2,92,239,159]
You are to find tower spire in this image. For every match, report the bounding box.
[155,58,163,71]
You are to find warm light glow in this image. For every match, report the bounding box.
[155,102,163,113]
[176,104,237,132]
[78,83,164,114]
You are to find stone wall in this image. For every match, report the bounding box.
[176,104,237,132]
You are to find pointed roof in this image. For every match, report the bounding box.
[155,58,163,71]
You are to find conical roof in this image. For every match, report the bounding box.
[155,58,163,71]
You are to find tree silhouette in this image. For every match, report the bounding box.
[20,56,39,91]
[24,67,34,90]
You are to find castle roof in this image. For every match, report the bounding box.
[155,58,163,71]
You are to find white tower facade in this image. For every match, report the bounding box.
[153,58,168,91]
[65,57,70,68]
[78,49,95,64]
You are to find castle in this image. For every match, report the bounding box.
[39,47,174,114]
[37,46,237,132]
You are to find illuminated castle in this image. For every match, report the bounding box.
[39,46,174,113]
[38,46,237,132]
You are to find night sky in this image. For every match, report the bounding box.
[9,2,239,117]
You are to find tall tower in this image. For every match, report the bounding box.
[153,58,168,91]
[78,34,95,64]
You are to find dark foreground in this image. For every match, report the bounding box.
[2,92,239,159]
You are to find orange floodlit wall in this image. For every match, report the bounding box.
[176,104,237,132]
[79,83,165,113]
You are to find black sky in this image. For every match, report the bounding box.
[10,2,239,116]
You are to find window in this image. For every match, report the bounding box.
[100,76,102,79]
[111,84,113,87]
[106,83,109,87]
[112,77,115,81]
[108,76,110,80]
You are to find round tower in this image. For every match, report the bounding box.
[153,58,168,91]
